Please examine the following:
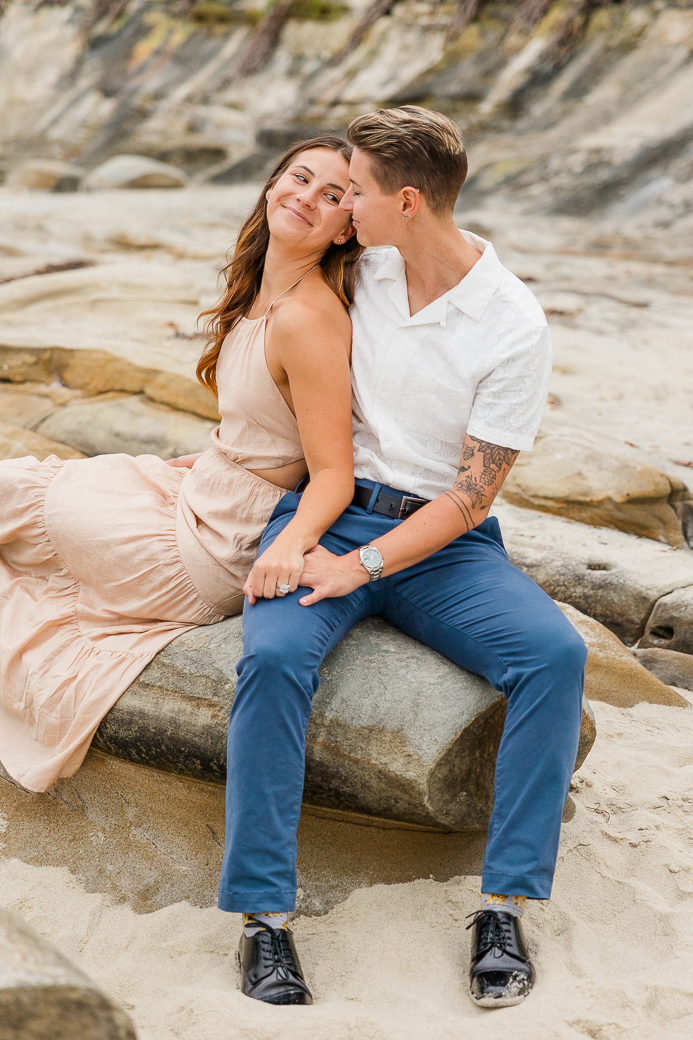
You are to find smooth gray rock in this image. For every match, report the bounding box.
[35,394,215,460]
[82,155,188,190]
[634,648,693,692]
[640,587,693,656]
[0,909,136,1040]
[492,501,693,644]
[94,616,596,832]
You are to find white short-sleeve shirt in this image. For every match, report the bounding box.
[350,229,552,500]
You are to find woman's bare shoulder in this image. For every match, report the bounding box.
[272,282,352,344]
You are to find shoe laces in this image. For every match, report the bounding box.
[257,926,298,978]
[466,910,514,957]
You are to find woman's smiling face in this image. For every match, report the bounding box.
[266,147,355,252]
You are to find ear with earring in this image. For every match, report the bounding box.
[265,192,271,201]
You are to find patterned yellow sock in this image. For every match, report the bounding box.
[243,912,289,935]
[480,893,527,918]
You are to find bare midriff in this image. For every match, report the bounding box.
[247,458,308,491]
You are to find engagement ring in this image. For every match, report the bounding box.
[277,583,291,595]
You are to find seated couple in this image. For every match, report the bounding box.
[0,105,586,1009]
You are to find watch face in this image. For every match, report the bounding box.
[361,547,382,569]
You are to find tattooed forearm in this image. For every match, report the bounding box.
[446,436,520,527]
[468,437,520,488]
[444,490,475,529]
[454,473,486,508]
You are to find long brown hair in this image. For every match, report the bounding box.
[197,136,363,395]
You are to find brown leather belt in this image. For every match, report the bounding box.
[351,484,428,520]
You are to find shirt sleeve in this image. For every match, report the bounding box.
[465,325,552,452]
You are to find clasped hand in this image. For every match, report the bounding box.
[244,543,367,606]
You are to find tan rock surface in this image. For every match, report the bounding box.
[502,427,691,546]
[7,159,84,193]
[0,263,219,420]
[0,385,58,428]
[640,585,693,656]
[557,601,687,708]
[0,419,85,461]
[634,647,693,692]
[36,394,215,459]
[82,155,188,191]
[490,499,693,644]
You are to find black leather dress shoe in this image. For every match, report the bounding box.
[237,922,313,1005]
[467,910,535,1008]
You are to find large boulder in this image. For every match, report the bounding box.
[35,394,215,460]
[557,602,687,708]
[0,909,135,1040]
[7,160,85,193]
[0,263,219,420]
[492,500,693,644]
[94,615,596,832]
[640,586,693,656]
[634,648,693,692]
[502,428,691,547]
[0,419,85,462]
[83,155,188,190]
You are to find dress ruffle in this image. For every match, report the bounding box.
[0,450,282,793]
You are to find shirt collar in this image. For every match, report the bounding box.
[371,229,503,326]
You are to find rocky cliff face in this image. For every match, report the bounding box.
[1,0,692,227]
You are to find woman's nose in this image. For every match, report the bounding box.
[297,188,318,208]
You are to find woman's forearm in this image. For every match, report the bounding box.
[275,468,354,552]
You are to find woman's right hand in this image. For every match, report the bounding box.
[243,533,308,605]
[166,453,203,469]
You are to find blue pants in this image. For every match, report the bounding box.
[218,481,587,912]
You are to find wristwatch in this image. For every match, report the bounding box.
[358,544,384,581]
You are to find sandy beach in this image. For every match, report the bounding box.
[1,696,692,1040]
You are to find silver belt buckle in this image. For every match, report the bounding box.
[399,494,426,519]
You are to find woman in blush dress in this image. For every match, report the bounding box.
[0,136,362,793]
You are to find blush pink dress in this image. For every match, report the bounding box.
[0,294,305,793]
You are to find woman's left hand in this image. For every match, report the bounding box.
[243,535,307,604]
[166,453,202,469]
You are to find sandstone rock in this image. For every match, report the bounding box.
[35,394,215,459]
[0,419,85,462]
[492,500,693,644]
[0,386,58,429]
[502,428,691,547]
[0,908,136,1040]
[0,263,219,420]
[557,602,687,708]
[8,160,85,193]
[94,615,596,832]
[640,586,693,656]
[634,648,693,693]
[83,155,188,191]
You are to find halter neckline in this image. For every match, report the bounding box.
[244,264,321,323]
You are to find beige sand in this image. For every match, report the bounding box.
[1,696,692,1040]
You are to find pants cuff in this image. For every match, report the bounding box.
[481,872,553,900]
[217,889,297,914]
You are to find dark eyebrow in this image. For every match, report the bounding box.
[293,164,347,194]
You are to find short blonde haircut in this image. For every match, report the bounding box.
[347,105,467,216]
